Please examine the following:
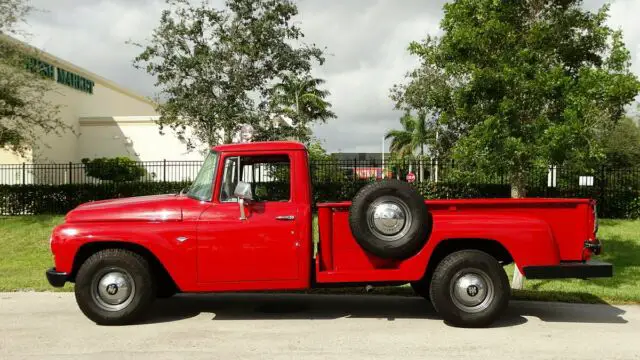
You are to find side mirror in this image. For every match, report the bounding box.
[234,181,253,220]
[234,181,253,201]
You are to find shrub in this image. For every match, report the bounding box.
[1,178,639,218]
[81,157,147,182]
[0,182,189,215]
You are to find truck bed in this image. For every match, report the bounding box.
[314,198,595,284]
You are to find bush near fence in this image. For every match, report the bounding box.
[3,159,640,218]
[0,182,190,215]
[2,180,639,218]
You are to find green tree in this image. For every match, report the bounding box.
[0,0,68,156]
[393,0,640,197]
[384,112,431,159]
[130,0,326,148]
[81,157,147,182]
[385,112,434,181]
[600,116,640,168]
[269,72,336,143]
[305,138,344,182]
[306,137,334,161]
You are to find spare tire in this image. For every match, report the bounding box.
[348,179,431,260]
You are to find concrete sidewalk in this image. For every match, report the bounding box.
[0,292,638,360]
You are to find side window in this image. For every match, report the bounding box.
[220,156,239,202]
[219,155,291,202]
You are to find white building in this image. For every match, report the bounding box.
[0,37,292,185]
[0,35,210,171]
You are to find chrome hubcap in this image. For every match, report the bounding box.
[91,269,135,311]
[450,269,494,313]
[366,196,412,242]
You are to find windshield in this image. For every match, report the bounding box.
[186,151,219,201]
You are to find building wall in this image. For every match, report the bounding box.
[78,116,208,162]
[0,148,31,164]
[0,35,164,165]
[1,36,292,185]
[31,74,159,163]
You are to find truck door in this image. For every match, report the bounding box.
[196,153,301,283]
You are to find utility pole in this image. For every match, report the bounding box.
[434,127,439,183]
[381,135,385,179]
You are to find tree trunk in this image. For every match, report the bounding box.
[510,171,526,289]
[510,172,527,199]
[224,131,233,144]
[434,128,439,183]
[294,90,301,142]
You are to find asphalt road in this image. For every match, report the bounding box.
[0,292,638,360]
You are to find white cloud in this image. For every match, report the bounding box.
[608,0,640,75]
[16,0,640,153]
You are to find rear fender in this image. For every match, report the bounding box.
[429,213,561,272]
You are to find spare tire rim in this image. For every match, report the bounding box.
[449,268,494,313]
[91,267,136,312]
[366,195,412,242]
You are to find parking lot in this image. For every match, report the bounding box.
[1,292,638,360]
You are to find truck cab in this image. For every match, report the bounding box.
[46,141,612,328]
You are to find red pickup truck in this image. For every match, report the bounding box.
[46,141,612,327]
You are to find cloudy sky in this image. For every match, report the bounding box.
[17,0,640,153]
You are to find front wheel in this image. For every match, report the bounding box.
[429,250,510,328]
[74,249,156,325]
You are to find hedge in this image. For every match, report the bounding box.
[311,180,640,218]
[2,180,639,218]
[0,182,190,215]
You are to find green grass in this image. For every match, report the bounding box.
[509,218,640,304]
[1,216,638,304]
[0,216,71,291]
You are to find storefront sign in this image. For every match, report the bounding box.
[25,57,95,94]
[354,167,392,180]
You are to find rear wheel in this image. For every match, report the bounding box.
[429,250,510,328]
[74,249,156,325]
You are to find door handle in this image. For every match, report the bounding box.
[275,215,296,221]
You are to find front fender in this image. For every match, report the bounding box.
[50,221,197,290]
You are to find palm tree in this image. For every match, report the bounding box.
[385,112,431,157]
[385,112,432,181]
[270,73,336,142]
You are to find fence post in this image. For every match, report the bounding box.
[22,163,26,185]
[68,162,73,184]
[353,159,357,180]
[163,159,167,183]
[599,165,606,216]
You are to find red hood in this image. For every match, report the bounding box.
[65,194,184,223]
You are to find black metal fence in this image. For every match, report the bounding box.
[0,161,204,185]
[2,159,640,218]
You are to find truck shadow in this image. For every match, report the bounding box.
[143,292,627,327]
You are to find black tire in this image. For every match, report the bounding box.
[429,250,510,328]
[349,179,431,260]
[74,249,156,325]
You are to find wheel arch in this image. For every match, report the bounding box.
[421,238,514,283]
[69,241,178,291]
